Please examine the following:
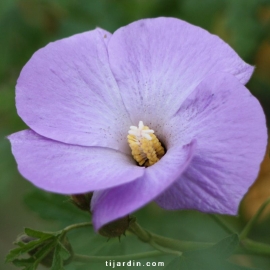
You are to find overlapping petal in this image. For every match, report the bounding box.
[8,130,144,194]
[16,28,131,153]
[91,140,196,230]
[107,17,254,136]
[156,72,267,214]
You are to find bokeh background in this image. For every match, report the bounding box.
[1,0,270,269]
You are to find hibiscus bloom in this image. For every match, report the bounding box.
[9,17,267,230]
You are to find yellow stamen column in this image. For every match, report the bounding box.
[127,121,165,167]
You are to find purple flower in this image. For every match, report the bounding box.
[9,17,267,230]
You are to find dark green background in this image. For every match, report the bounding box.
[1,0,270,269]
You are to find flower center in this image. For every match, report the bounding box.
[127,121,165,167]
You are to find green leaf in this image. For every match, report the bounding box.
[6,225,74,270]
[9,239,56,270]
[51,239,72,270]
[163,257,182,270]
[185,233,239,260]
[23,265,36,270]
[12,258,35,267]
[31,239,57,269]
[24,227,59,239]
[172,234,257,270]
[24,190,90,226]
[165,256,259,270]
[6,238,49,262]
[6,227,59,270]
[6,228,57,262]
[51,244,64,270]
[207,233,239,259]
[58,242,71,260]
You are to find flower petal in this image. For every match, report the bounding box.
[107,17,254,129]
[91,140,196,230]
[8,130,144,193]
[156,72,267,214]
[16,28,131,152]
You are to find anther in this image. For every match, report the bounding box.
[127,121,165,167]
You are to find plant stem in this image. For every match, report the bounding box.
[128,220,182,255]
[210,215,236,234]
[54,217,270,269]
[240,197,270,240]
[73,250,164,263]
[240,238,270,257]
[60,216,270,263]
[150,232,213,251]
[128,220,212,254]
[63,222,92,234]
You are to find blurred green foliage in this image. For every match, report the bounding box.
[1,0,270,269]
[24,190,90,227]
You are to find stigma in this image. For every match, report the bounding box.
[127,121,165,167]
